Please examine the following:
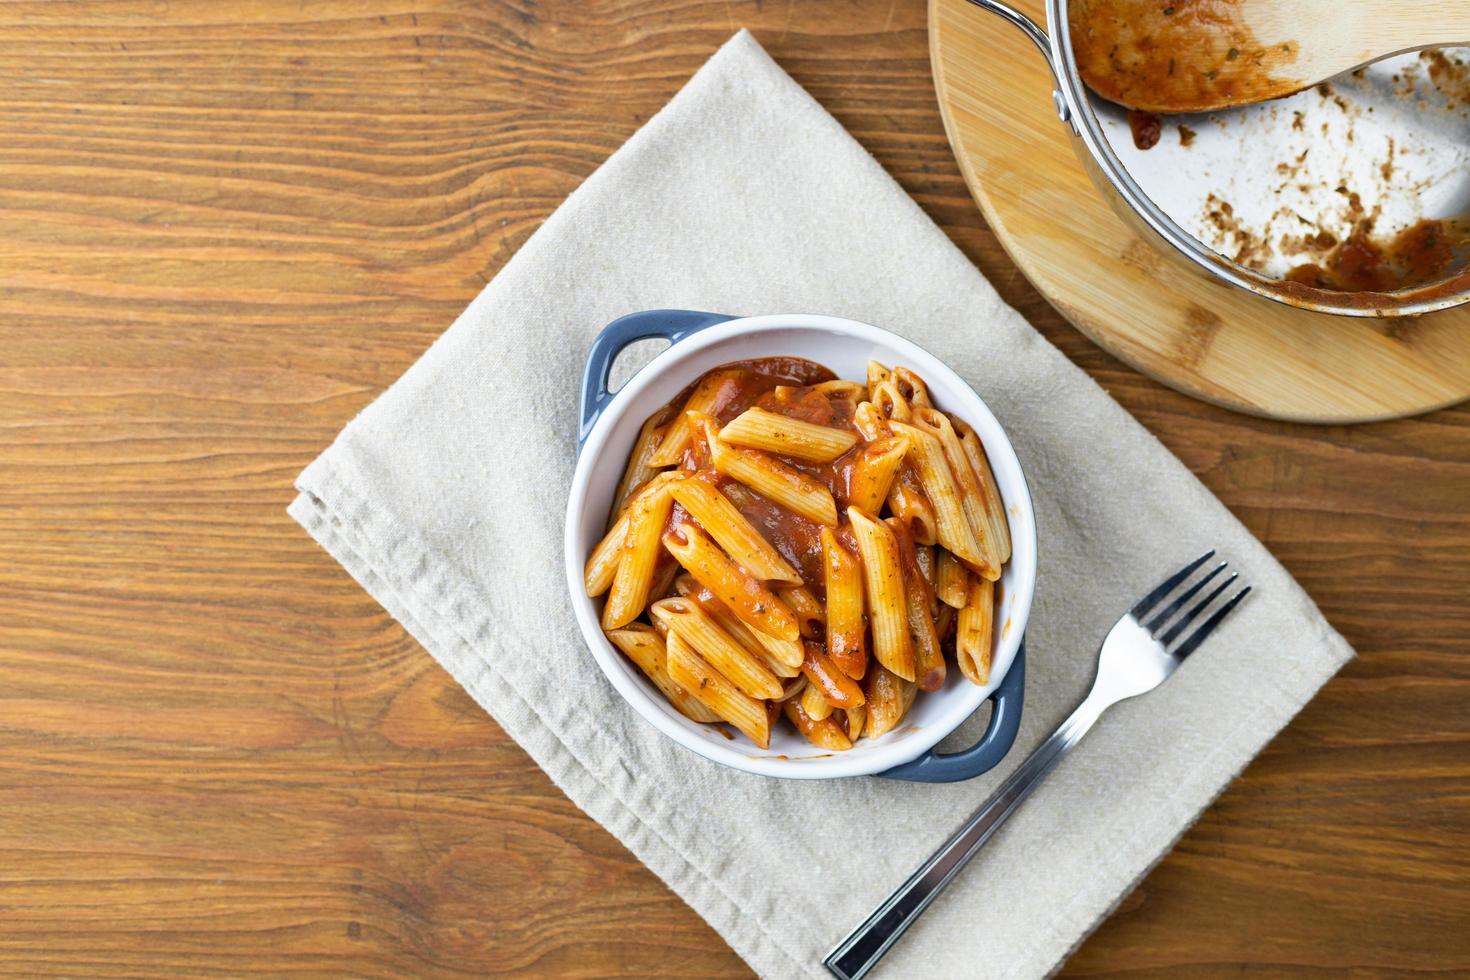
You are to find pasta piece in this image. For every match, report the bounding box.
[887,518,946,693]
[866,360,891,390]
[812,380,867,419]
[935,603,956,646]
[935,549,970,609]
[584,510,628,597]
[697,595,802,678]
[778,585,825,639]
[648,368,742,466]
[666,632,770,748]
[847,435,908,515]
[852,400,891,442]
[799,682,834,721]
[601,482,675,630]
[841,704,866,743]
[889,421,987,572]
[720,406,858,463]
[915,543,935,588]
[911,407,1000,580]
[650,597,783,700]
[871,379,913,423]
[661,523,800,641]
[864,664,917,739]
[668,474,802,583]
[887,467,939,546]
[609,409,671,525]
[697,415,837,526]
[784,698,853,751]
[846,508,916,682]
[956,576,996,685]
[953,418,1013,565]
[820,527,867,680]
[891,366,933,407]
[800,641,866,709]
[585,471,685,597]
[605,625,720,723]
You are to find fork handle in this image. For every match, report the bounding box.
[823,695,1109,980]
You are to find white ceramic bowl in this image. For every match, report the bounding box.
[565,313,1037,778]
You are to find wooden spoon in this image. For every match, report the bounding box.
[1069,0,1470,113]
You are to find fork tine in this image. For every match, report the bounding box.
[1159,572,1239,646]
[1170,586,1252,659]
[1144,561,1226,633]
[1130,550,1215,620]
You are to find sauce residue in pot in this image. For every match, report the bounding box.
[1284,218,1470,294]
[1069,0,1301,113]
[1128,110,1163,149]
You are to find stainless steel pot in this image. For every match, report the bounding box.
[968,0,1470,318]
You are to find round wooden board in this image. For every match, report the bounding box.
[929,0,1470,423]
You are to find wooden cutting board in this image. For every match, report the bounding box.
[929,0,1470,423]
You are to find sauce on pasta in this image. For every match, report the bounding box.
[588,357,1012,750]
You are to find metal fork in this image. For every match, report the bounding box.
[824,551,1252,980]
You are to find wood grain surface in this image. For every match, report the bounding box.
[0,1,1465,976]
[930,0,1470,423]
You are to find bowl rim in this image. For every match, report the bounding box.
[563,313,1038,779]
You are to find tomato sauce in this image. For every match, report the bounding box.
[653,358,877,592]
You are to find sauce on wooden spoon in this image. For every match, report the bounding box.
[1069,0,1302,113]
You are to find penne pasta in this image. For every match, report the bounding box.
[953,417,1013,566]
[661,523,800,642]
[956,575,996,685]
[594,357,1013,750]
[800,641,866,709]
[935,549,970,609]
[585,471,686,597]
[891,366,933,407]
[784,697,853,751]
[584,510,628,597]
[720,406,858,462]
[866,360,891,390]
[915,543,935,589]
[778,585,825,639]
[820,527,867,680]
[847,435,908,515]
[668,473,802,583]
[649,368,742,466]
[887,467,939,546]
[606,624,721,723]
[694,414,838,526]
[609,409,672,525]
[799,682,834,721]
[650,597,784,700]
[852,400,891,442]
[889,421,987,571]
[666,631,771,747]
[863,664,917,739]
[696,594,803,677]
[912,407,1000,580]
[601,482,675,630]
[887,518,946,693]
[870,379,913,423]
[847,508,916,682]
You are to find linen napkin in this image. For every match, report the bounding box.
[290,31,1353,979]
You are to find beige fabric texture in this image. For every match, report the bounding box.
[289,31,1353,980]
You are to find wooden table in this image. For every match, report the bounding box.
[1,2,1465,975]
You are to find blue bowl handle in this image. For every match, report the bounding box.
[878,642,1026,782]
[579,309,739,447]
